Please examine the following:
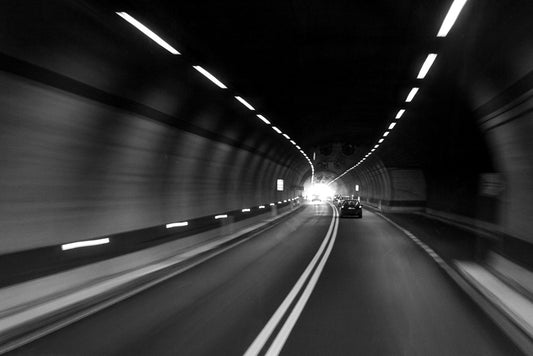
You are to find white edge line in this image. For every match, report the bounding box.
[244,203,337,356]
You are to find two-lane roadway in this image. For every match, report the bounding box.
[10,203,522,355]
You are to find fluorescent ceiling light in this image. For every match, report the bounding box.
[272,126,282,134]
[437,0,468,37]
[192,66,227,89]
[290,140,296,145]
[406,87,419,102]
[259,205,265,209]
[278,201,282,204]
[62,238,110,251]
[388,122,397,130]
[383,131,390,137]
[378,138,384,143]
[166,221,188,228]
[395,109,405,119]
[270,203,275,206]
[283,134,291,140]
[296,145,301,149]
[215,214,228,219]
[371,148,375,152]
[116,12,180,55]
[235,96,255,110]
[242,208,251,212]
[417,54,437,79]
[374,145,379,149]
[256,114,271,124]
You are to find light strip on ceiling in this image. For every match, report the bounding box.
[62,238,110,251]
[192,66,227,89]
[116,12,180,55]
[417,54,437,79]
[395,109,405,119]
[437,0,468,37]
[235,96,255,110]
[405,87,419,102]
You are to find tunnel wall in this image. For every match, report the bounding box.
[0,1,306,254]
[353,162,425,211]
[458,0,533,247]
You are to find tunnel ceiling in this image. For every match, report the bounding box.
[98,0,459,152]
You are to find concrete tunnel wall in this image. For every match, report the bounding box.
[0,1,308,254]
[336,1,533,247]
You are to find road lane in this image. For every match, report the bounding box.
[280,209,523,356]
[9,204,334,356]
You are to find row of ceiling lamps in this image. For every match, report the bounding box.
[116,12,314,181]
[329,0,468,185]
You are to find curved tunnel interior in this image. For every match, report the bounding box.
[1,1,533,354]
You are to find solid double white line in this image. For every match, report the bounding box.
[244,203,340,356]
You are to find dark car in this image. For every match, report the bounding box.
[339,199,362,218]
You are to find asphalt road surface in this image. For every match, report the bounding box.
[10,203,522,355]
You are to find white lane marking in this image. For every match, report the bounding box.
[375,212,448,270]
[244,204,338,356]
[265,207,339,356]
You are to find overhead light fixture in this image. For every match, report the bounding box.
[192,66,227,89]
[417,54,438,79]
[374,145,379,149]
[166,221,188,228]
[62,238,110,251]
[116,12,180,55]
[270,203,275,206]
[383,131,390,137]
[388,122,397,130]
[283,134,291,140]
[235,96,255,110]
[371,148,375,152]
[256,114,271,124]
[242,208,251,212]
[395,109,405,119]
[379,139,384,143]
[437,0,468,37]
[215,214,228,219]
[272,126,282,134]
[290,140,296,145]
[405,87,419,102]
[259,205,265,209]
[296,145,301,149]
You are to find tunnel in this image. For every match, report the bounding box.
[1,1,533,355]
